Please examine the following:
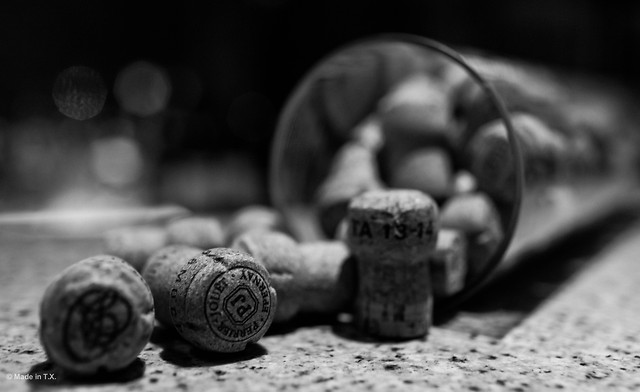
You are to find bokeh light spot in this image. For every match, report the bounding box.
[90,136,144,187]
[52,66,107,121]
[114,61,172,117]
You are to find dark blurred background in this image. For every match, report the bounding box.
[0,0,638,213]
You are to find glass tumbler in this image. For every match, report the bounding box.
[270,34,640,310]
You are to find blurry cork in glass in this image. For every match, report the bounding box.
[315,141,384,238]
[430,229,468,298]
[440,192,503,283]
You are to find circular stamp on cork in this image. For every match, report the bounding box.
[169,248,277,352]
[63,288,133,362]
[205,266,273,343]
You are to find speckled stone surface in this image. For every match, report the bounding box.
[2,224,640,391]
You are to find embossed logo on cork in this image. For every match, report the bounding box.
[63,288,133,361]
[205,266,272,342]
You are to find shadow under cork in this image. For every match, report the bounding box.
[331,319,432,344]
[26,357,146,388]
[151,325,268,367]
[265,312,349,336]
[434,203,640,338]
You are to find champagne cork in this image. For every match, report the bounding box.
[388,147,455,201]
[317,45,386,139]
[102,226,168,271]
[169,248,277,352]
[466,113,567,204]
[297,241,357,315]
[453,76,535,138]
[231,231,303,323]
[430,229,468,297]
[166,216,225,249]
[440,193,503,283]
[315,142,384,238]
[313,42,438,142]
[225,205,285,245]
[39,255,154,375]
[352,115,385,152]
[465,119,515,204]
[510,113,567,182]
[347,189,439,339]
[141,245,203,327]
[379,73,453,148]
[452,55,563,139]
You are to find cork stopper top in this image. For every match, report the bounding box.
[347,189,439,259]
[348,189,437,215]
[39,255,154,375]
[169,247,277,352]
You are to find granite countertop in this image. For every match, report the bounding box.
[2,220,640,391]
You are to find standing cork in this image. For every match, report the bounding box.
[231,231,303,323]
[347,189,439,339]
[141,245,203,327]
[39,255,154,375]
[169,248,277,352]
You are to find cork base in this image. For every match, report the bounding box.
[356,297,433,339]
